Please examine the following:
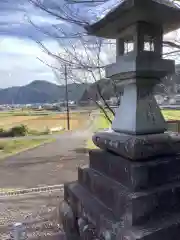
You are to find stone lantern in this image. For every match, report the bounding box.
[60,1,180,239]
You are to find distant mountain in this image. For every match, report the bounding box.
[80,76,180,102]
[80,78,119,102]
[0,80,89,104]
[1,75,178,105]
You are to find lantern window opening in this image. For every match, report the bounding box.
[124,40,134,54]
[143,35,155,52]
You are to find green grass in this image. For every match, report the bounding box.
[87,109,180,149]
[87,113,111,149]
[95,110,180,130]
[0,110,55,117]
[0,138,54,159]
[92,114,111,131]
[162,110,180,120]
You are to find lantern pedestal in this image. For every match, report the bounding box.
[92,131,180,160]
[60,110,180,240]
[60,1,180,239]
[62,149,180,240]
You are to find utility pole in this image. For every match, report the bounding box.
[65,64,70,130]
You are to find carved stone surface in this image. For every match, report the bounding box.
[89,149,180,191]
[61,1,180,240]
[87,0,180,38]
[62,148,180,240]
[78,165,180,226]
[78,218,98,240]
[92,130,180,160]
[64,181,180,240]
[111,82,167,135]
[106,56,174,80]
[58,200,80,240]
[62,145,180,239]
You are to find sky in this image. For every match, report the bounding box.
[0,0,179,89]
[0,0,76,88]
[0,0,106,89]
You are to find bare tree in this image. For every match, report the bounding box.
[28,0,180,122]
[28,0,118,122]
[37,36,115,123]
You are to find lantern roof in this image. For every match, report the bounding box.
[85,0,180,38]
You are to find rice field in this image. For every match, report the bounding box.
[0,111,88,131]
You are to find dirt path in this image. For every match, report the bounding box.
[0,122,93,239]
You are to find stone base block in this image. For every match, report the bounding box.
[78,166,180,226]
[89,149,180,191]
[61,147,180,239]
[92,130,180,160]
[64,182,180,240]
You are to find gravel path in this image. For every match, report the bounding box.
[0,121,93,239]
[0,190,64,239]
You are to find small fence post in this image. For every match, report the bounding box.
[11,223,27,240]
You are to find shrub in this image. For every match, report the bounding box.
[0,128,4,133]
[0,125,51,138]
[0,128,7,138]
[10,125,28,137]
[0,143,4,150]
[0,128,4,136]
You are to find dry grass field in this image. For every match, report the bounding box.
[0,112,88,131]
[0,116,39,128]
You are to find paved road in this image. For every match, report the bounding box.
[0,128,91,189]
[0,119,93,239]
[0,114,95,189]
